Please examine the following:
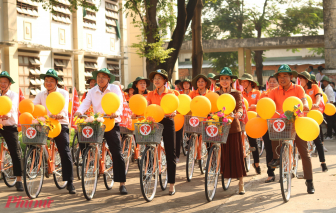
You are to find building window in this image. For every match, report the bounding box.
[83,0,97,30]
[17,0,39,17]
[54,58,72,92]
[19,55,42,98]
[51,0,72,25]
[185,58,190,62]
[107,60,120,82]
[105,1,119,34]
[84,57,98,91]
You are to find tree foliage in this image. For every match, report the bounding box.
[32,0,98,12]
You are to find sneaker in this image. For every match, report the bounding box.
[67,183,76,194]
[15,182,24,192]
[325,137,333,140]
[324,146,328,152]
[119,185,128,195]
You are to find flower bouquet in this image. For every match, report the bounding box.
[279,104,303,123]
[22,116,52,145]
[75,113,106,144]
[134,116,164,145]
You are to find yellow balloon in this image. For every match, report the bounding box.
[190,96,211,117]
[46,92,65,115]
[247,111,257,120]
[144,104,165,122]
[129,94,147,115]
[243,98,249,111]
[103,118,115,132]
[205,92,219,113]
[322,92,328,104]
[282,96,303,113]
[307,110,323,125]
[295,117,319,141]
[101,92,121,115]
[68,101,72,113]
[160,94,179,114]
[305,94,312,110]
[324,103,336,116]
[0,96,12,115]
[257,98,276,120]
[177,94,191,115]
[48,118,62,138]
[217,94,236,114]
[33,105,48,118]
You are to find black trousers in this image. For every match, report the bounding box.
[326,114,336,138]
[160,118,176,184]
[0,126,22,176]
[320,125,324,142]
[175,127,183,159]
[313,134,326,163]
[247,136,260,164]
[262,131,275,177]
[54,125,73,181]
[79,123,126,182]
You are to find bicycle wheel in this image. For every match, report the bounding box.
[121,136,132,175]
[23,146,44,199]
[53,147,68,189]
[76,148,82,180]
[221,175,231,191]
[81,146,99,200]
[279,142,292,203]
[139,146,158,202]
[182,133,189,156]
[205,145,221,202]
[137,144,146,170]
[159,148,168,191]
[257,138,265,157]
[292,143,299,178]
[199,140,208,174]
[244,137,251,172]
[2,145,17,187]
[71,133,79,165]
[186,134,196,182]
[103,149,114,190]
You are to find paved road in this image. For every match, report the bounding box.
[1,141,336,212]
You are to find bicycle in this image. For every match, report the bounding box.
[0,134,17,187]
[267,118,297,203]
[242,131,251,172]
[22,124,67,199]
[184,115,208,182]
[77,122,115,201]
[120,126,136,175]
[134,122,167,202]
[202,121,231,202]
[257,137,265,157]
[181,131,189,156]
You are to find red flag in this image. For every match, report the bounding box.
[165,82,170,90]
[64,86,68,92]
[119,87,132,129]
[296,77,301,86]
[232,81,248,123]
[318,81,321,88]
[266,81,269,90]
[192,86,195,91]
[70,88,80,128]
[18,88,25,128]
[233,80,244,92]
[210,84,215,92]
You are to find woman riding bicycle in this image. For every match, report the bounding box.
[215,67,246,195]
[267,64,315,194]
[298,71,328,172]
[147,69,178,195]
[0,71,23,191]
[179,79,192,95]
[124,83,134,102]
[33,69,75,194]
[239,73,261,174]
[189,74,211,98]
[259,76,279,183]
[75,68,128,195]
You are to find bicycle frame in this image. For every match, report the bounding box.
[191,134,204,161]
[0,139,13,173]
[208,143,221,175]
[144,144,164,175]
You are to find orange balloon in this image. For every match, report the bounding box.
[174,114,185,131]
[247,111,257,120]
[32,105,48,118]
[19,112,34,125]
[191,96,211,117]
[246,117,268,139]
[103,118,115,132]
[17,126,22,132]
[144,104,165,122]
[205,92,219,113]
[129,94,147,115]
[128,119,138,131]
[48,118,62,138]
[19,99,34,114]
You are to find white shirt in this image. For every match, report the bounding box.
[33,88,69,125]
[77,84,123,123]
[324,84,335,103]
[315,73,325,82]
[1,90,18,126]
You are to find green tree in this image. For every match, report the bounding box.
[33,0,98,12]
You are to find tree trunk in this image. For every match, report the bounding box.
[254,50,264,86]
[191,0,203,78]
[145,0,158,77]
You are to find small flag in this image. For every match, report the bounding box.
[70,88,80,128]
[296,77,301,86]
[165,82,170,90]
[266,81,269,90]
[18,88,25,128]
[210,84,215,92]
[192,86,195,91]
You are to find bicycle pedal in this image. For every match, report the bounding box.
[297,174,304,179]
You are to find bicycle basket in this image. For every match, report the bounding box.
[22,124,50,145]
[77,123,106,144]
[267,118,296,140]
[120,126,134,135]
[134,122,164,145]
[183,115,205,134]
[202,121,231,144]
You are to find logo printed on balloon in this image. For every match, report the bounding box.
[273,119,286,132]
[140,124,151,135]
[189,117,200,127]
[26,127,37,139]
[206,125,218,137]
[82,126,94,138]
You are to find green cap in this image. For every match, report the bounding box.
[92,68,115,83]
[274,64,298,78]
[0,71,15,84]
[310,74,316,81]
[238,73,257,87]
[86,77,96,85]
[321,76,330,83]
[132,76,150,89]
[40,69,63,82]
[207,73,216,79]
[124,82,133,93]
[192,74,211,90]
[148,69,168,81]
[214,67,238,80]
[298,71,312,82]
[179,78,192,89]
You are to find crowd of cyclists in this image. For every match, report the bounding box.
[0,63,334,201]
